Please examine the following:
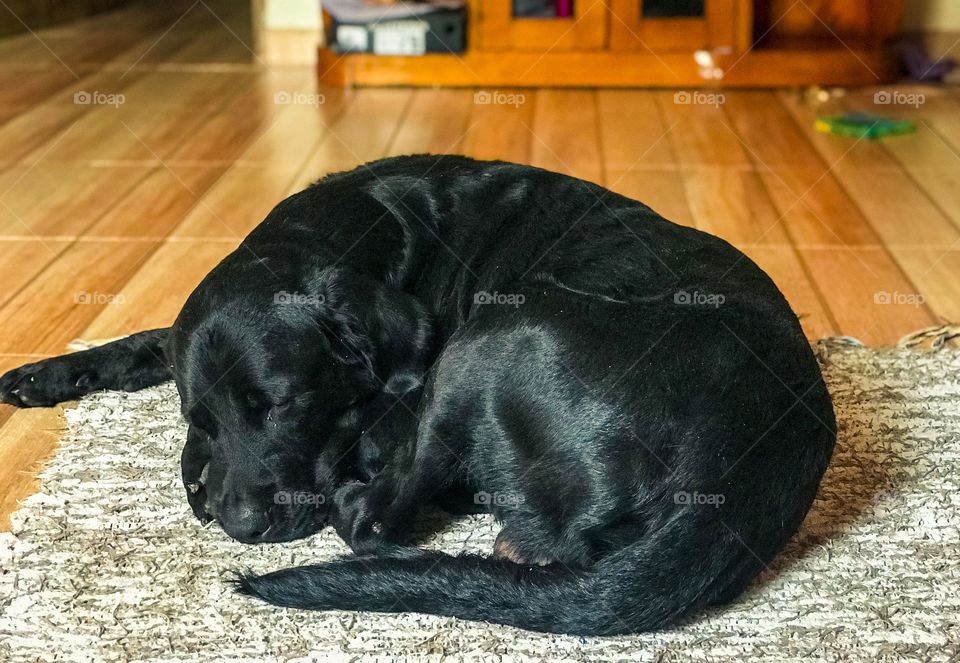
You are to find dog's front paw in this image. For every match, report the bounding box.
[331,480,390,554]
[183,462,212,524]
[0,359,96,408]
[181,431,213,524]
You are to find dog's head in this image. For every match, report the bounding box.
[168,262,431,543]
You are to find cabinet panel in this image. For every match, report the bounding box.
[609,0,746,52]
[480,0,607,51]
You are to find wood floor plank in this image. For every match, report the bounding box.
[170,164,302,239]
[85,165,227,237]
[658,91,792,245]
[108,70,256,114]
[773,90,960,248]
[797,247,937,345]
[920,88,960,149]
[0,166,241,353]
[776,90,898,172]
[604,168,695,229]
[597,90,678,170]
[0,104,87,167]
[854,89,960,255]
[0,68,87,117]
[597,90,694,228]
[0,239,163,354]
[0,240,73,309]
[235,85,352,166]
[726,92,884,247]
[21,77,252,164]
[892,249,960,324]
[772,90,953,331]
[656,90,840,341]
[755,169,882,247]
[0,405,66,530]
[841,86,960,173]
[0,164,150,237]
[290,88,415,191]
[386,88,474,157]
[459,89,534,163]
[656,91,752,168]
[172,87,355,238]
[831,168,960,248]
[81,241,238,338]
[680,168,793,246]
[721,91,826,170]
[163,21,253,66]
[167,73,303,163]
[529,89,603,184]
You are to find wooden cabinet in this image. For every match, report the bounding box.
[317,0,903,87]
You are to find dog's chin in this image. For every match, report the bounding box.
[218,513,329,544]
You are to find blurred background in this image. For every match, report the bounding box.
[0,0,958,521]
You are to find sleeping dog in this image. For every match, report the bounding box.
[0,155,835,635]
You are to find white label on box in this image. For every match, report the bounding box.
[371,20,427,56]
[336,25,369,51]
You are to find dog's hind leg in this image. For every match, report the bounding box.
[0,328,171,407]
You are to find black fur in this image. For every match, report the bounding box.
[0,155,835,635]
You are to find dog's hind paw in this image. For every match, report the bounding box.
[493,530,554,566]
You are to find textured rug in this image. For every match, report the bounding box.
[1,338,959,662]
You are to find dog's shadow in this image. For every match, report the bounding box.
[405,502,497,552]
[751,343,919,591]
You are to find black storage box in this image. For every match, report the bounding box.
[323,0,466,55]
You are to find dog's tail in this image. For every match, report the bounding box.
[234,512,766,636]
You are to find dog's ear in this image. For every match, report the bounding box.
[305,267,433,395]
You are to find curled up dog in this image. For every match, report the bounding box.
[0,155,835,636]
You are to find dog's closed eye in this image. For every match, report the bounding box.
[244,391,293,420]
[266,397,295,421]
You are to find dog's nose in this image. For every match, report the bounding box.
[216,499,271,543]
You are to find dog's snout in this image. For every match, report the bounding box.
[213,498,271,543]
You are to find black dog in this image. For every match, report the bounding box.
[0,155,835,635]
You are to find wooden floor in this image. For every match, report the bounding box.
[1,1,959,528]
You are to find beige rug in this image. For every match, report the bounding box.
[1,338,959,662]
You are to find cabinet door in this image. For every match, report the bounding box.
[608,0,748,52]
[480,0,607,51]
